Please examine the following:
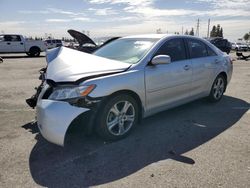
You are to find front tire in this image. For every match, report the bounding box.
[208,75,226,102]
[96,94,139,141]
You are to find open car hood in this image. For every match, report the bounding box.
[45,47,130,83]
[68,29,96,46]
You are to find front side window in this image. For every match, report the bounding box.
[154,38,187,62]
[94,38,158,64]
[4,35,12,41]
[188,39,208,58]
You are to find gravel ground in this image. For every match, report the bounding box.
[0,52,249,188]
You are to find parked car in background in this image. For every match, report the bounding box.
[208,38,231,54]
[247,43,250,50]
[0,34,47,56]
[231,42,248,51]
[31,34,233,146]
[45,39,63,49]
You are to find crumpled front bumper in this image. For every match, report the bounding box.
[36,99,90,146]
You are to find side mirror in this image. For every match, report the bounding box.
[151,55,171,65]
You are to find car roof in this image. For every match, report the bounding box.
[45,39,61,41]
[121,34,206,41]
[122,34,173,39]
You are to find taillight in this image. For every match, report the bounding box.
[229,57,234,64]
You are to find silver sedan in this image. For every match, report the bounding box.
[36,34,233,146]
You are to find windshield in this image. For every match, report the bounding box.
[93,38,159,64]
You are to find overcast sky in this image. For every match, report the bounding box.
[0,0,249,41]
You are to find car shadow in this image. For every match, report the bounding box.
[26,96,248,187]
[1,55,45,59]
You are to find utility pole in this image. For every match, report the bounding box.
[182,26,183,35]
[196,18,200,37]
[207,18,210,38]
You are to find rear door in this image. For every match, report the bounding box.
[186,38,218,96]
[145,38,192,112]
[8,35,25,52]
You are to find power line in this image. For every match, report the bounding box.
[207,18,210,38]
[196,18,200,37]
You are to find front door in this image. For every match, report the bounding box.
[8,35,25,52]
[145,38,192,114]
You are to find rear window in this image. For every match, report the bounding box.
[11,35,21,41]
[207,46,217,56]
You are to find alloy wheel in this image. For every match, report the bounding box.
[213,77,225,100]
[106,100,135,136]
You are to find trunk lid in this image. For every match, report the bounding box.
[67,29,96,46]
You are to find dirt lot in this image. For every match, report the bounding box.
[0,52,249,188]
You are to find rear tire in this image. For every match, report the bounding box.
[208,75,226,102]
[96,94,139,141]
[29,47,40,57]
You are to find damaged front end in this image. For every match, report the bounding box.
[26,67,46,108]
[26,46,130,108]
[26,46,130,145]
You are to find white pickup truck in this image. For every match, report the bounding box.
[0,34,47,57]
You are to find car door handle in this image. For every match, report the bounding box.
[214,59,220,64]
[183,65,190,70]
[20,42,23,45]
[7,42,11,45]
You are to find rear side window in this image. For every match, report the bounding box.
[155,38,187,62]
[56,40,62,43]
[11,35,21,41]
[187,39,207,58]
[207,46,217,56]
[46,40,52,44]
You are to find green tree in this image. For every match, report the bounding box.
[189,28,194,36]
[216,24,221,37]
[219,28,223,38]
[210,25,224,38]
[210,25,216,37]
[243,32,250,41]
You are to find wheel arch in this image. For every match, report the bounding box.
[29,46,41,52]
[217,72,227,91]
[102,89,144,122]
